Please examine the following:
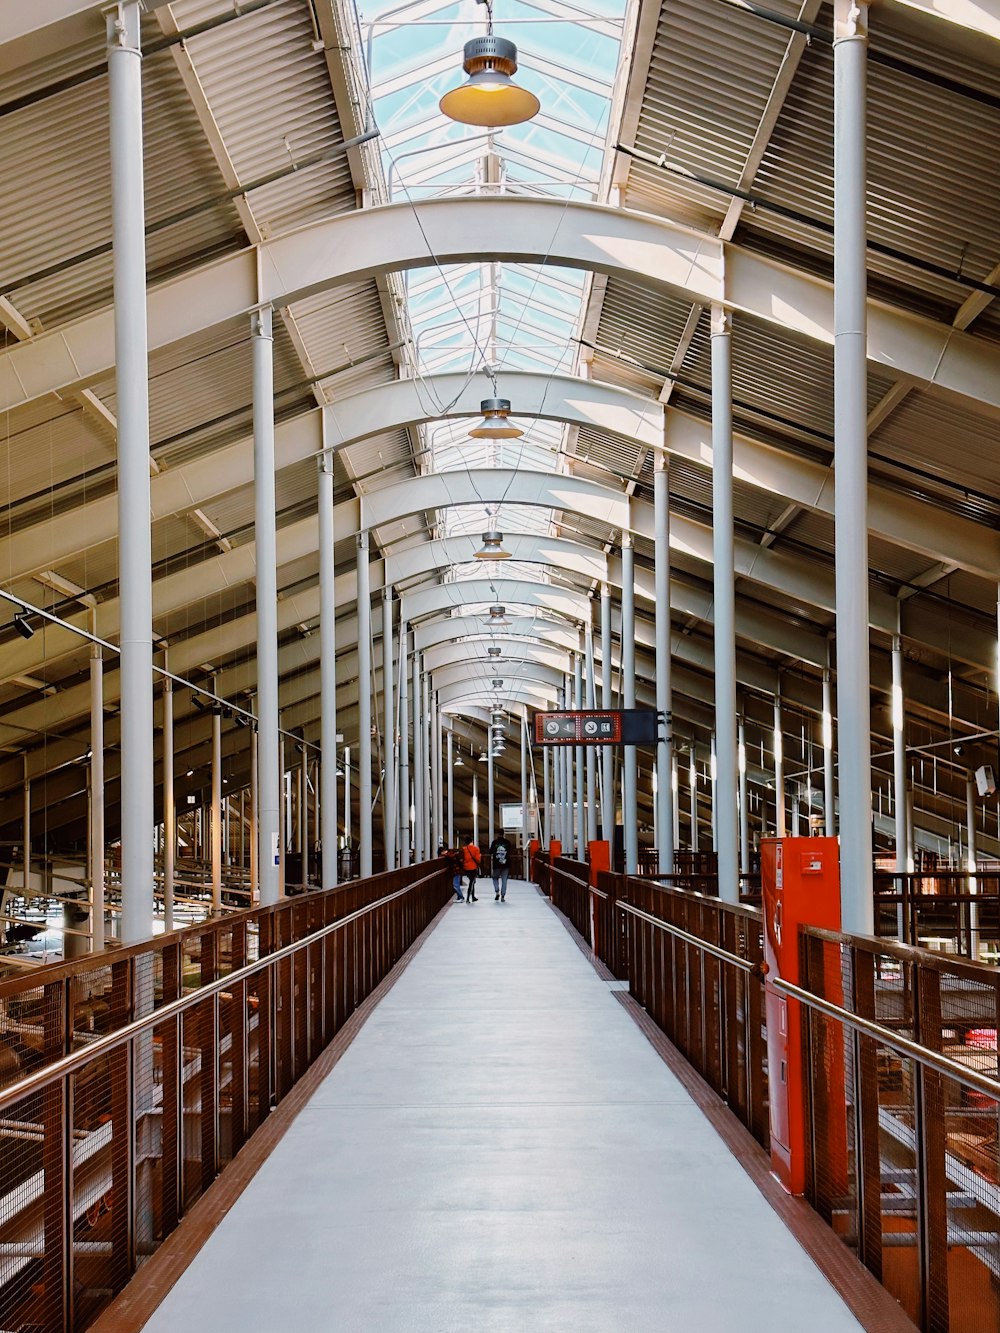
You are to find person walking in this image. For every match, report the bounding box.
[461,834,481,902]
[489,832,513,901]
[440,842,464,901]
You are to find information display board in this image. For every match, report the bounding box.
[533,709,658,746]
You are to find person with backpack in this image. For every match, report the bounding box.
[489,832,513,901]
[461,834,482,901]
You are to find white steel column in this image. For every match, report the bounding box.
[584,617,599,847]
[108,1,153,943]
[711,308,740,904]
[382,586,396,870]
[412,652,423,860]
[689,750,698,850]
[891,619,908,881]
[447,730,454,847]
[521,713,530,852]
[654,453,674,873]
[422,672,432,853]
[967,774,980,958]
[318,455,338,889]
[543,745,551,846]
[487,739,496,846]
[574,650,585,858]
[211,702,222,913]
[357,530,373,877]
[252,306,281,905]
[299,742,308,880]
[738,717,749,878]
[90,634,106,949]
[399,623,410,866]
[671,752,680,856]
[431,693,442,851]
[250,721,258,901]
[622,529,638,875]
[600,583,613,841]
[834,0,874,934]
[823,657,836,836]
[344,745,352,869]
[22,766,29,897]
[774,694,786,837]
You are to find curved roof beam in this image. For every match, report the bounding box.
[323,372,663,456]
[386,534,606,587]
[363,470,628,536]
[423,639,571,675]
[438,682,557,712]
[400,579,591,626]
[4,199,999,414]
[430,662,565,695]
[412,615,579,653]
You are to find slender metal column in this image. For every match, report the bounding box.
[600,583,613,840]
[967,774,980,958]
[654,452,675,872]
[472,769,479,845]
[689,750,698,850]
[711,734,718,852]
[518,713,528,853]
[360,530,376,874]
[412,652,423,860]
[823,655,836,835]
[447,730,454,847]
[774,693,786,837]
[422,672,432,853]
[671,752,680,856]
[711,308,740,903]
[738,717,749,878]
[344,744,352,868]
[318,455,338,889]
[488,735,496,846]
[543,745,551,846]
[107,1,154,942]
[399,622,410,865]
[622,530,638,874]
[90,632,106,949]
[356,531,373,876]
[22,765,30,897]
[431,692,442,850]
[834,0,874,933]
[563,676,573,850]
[891,620,908,882]
[211,701,222,913]
[250,721,259,901]
[382,585,396,870]
[574,649,585,858]
[584,617,598,846]
[279,734,287,897]
[299,741,308,880]
[250,305,281,905]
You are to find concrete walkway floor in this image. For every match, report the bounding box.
[143,880,864,1333]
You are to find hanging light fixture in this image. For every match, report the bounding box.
[491,678,504,689]
[439,33,539,128]
[468,398,523,440]
[487,645,502,657]
[454,750,465,768]
[474,530,512,560]
[484,604,509,626]
[478,750,490,763]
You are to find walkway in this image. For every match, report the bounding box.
[143,881,864,1333]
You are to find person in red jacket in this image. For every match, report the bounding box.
[461,835,482,902]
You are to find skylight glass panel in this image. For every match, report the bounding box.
[361,0,625,614]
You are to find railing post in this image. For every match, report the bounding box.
[914,964,950,1332]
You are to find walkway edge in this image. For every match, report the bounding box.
[545,892,919,1333]
[90,902,454,1333]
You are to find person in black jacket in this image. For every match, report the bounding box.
[489,833,513,901]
